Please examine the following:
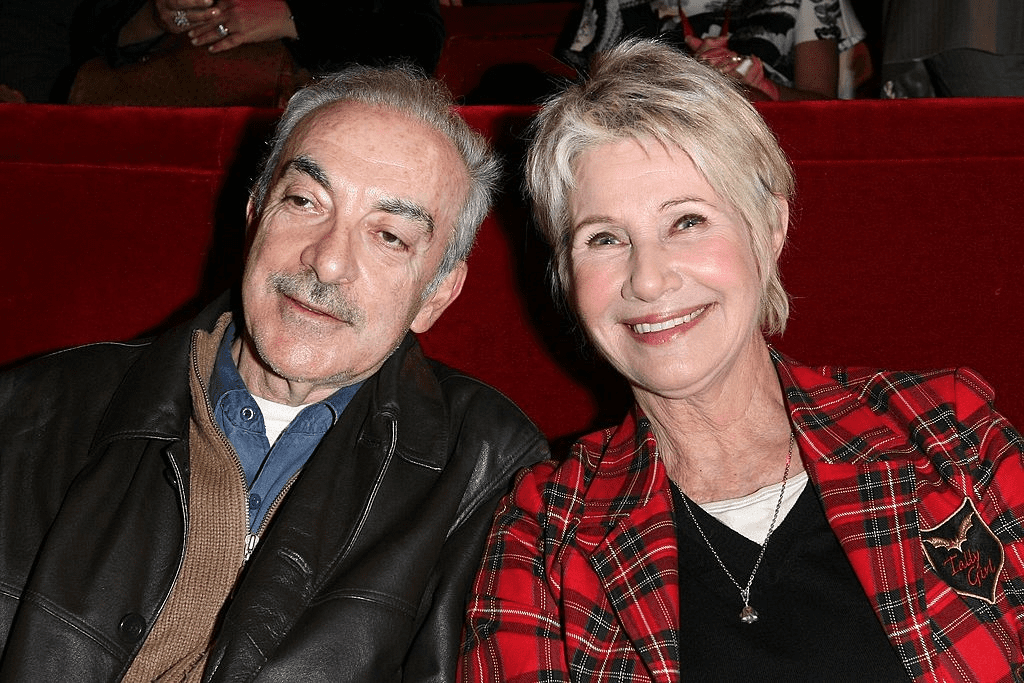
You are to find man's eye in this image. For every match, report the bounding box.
[284,195,313,209]
[379,230,408,249]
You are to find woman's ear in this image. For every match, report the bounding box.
[771,194,790,258]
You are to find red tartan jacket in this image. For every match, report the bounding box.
[459,353,1024,682]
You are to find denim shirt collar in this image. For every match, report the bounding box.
[210,321,363,532]
[210,322,358,425]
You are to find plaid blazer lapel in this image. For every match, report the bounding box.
[799,428,937,677]
[777,358,943,678]
[583,418,681,682]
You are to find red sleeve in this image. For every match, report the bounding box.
[458,461,574,682]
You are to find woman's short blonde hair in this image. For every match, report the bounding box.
[526,38,795,335]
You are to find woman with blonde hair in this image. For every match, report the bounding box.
[460,38,1024,681]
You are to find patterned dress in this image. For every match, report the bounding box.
[565,0,854,87]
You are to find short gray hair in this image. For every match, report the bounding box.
[526,38,795,335]
[252,64,501,291]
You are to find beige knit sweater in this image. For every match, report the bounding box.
[123,314,249,682]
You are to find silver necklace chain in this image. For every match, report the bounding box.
[677,432,795,624]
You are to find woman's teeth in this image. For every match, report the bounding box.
[630,306,707,334]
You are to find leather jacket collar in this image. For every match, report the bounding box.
[91,289,456,477]
[92,293,237,449]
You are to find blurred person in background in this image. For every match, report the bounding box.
[561,0,866,100]
[881,0,1024,97]
[66,0,445,105]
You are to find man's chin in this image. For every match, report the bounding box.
[240,334,345,390]
[262,353,355,387]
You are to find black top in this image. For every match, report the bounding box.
[672,481,910,681]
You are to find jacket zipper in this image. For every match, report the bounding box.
[191,334,252,566]
[136,331,227,657]
[251,469,304,554]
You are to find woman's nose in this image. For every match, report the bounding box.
[623,242,682,302]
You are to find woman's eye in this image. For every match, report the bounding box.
[585,231,620,247]
[676,214,706,230]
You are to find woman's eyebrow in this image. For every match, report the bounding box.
[572,214,615,233]
[572,196,709,233]
[659,196,705,211]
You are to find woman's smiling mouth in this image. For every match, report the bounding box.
[628,305,708,334]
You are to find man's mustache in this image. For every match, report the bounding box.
[268,270,365,326]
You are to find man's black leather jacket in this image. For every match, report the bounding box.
[0,294,548,681]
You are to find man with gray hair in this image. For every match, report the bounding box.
[0,65,546,681]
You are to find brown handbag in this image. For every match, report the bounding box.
[69,33,310,107]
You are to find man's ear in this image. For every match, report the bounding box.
[771,194,789,259]
[411,261,467,334]
[243,198,260,256]
[246,197,260,234]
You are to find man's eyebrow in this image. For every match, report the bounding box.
[375,196,435,234]
[281,154,331,191]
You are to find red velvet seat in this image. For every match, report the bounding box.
[436,3,579,100]
[1,99,1022,439]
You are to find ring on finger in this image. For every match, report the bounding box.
[216,23,229,37]
[172,10,189,28]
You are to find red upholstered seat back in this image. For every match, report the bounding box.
[1,100,1021,440]
[435,3,579,101]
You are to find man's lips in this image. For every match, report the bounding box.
[626,305,708,335]
[285,294,342,321]
[268,269,365,327]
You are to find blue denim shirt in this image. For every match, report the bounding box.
[210,323,362,532]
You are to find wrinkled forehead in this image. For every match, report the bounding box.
[286,102,468,215]
[563,133,709,212]
[281,101,462,174]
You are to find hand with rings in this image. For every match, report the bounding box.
[683,34,779,100]
[186,0,297,53]
[153,0,219,35]
[683,34,744,76]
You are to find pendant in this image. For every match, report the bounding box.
[740,605,759,624]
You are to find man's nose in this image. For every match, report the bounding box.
[623,241,682,302]
[300,221,359,284]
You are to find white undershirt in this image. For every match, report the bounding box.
[252,395,306,446]
[698,471,809,544]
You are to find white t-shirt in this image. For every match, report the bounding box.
[699,470,810,544]
[253,395,306,447]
